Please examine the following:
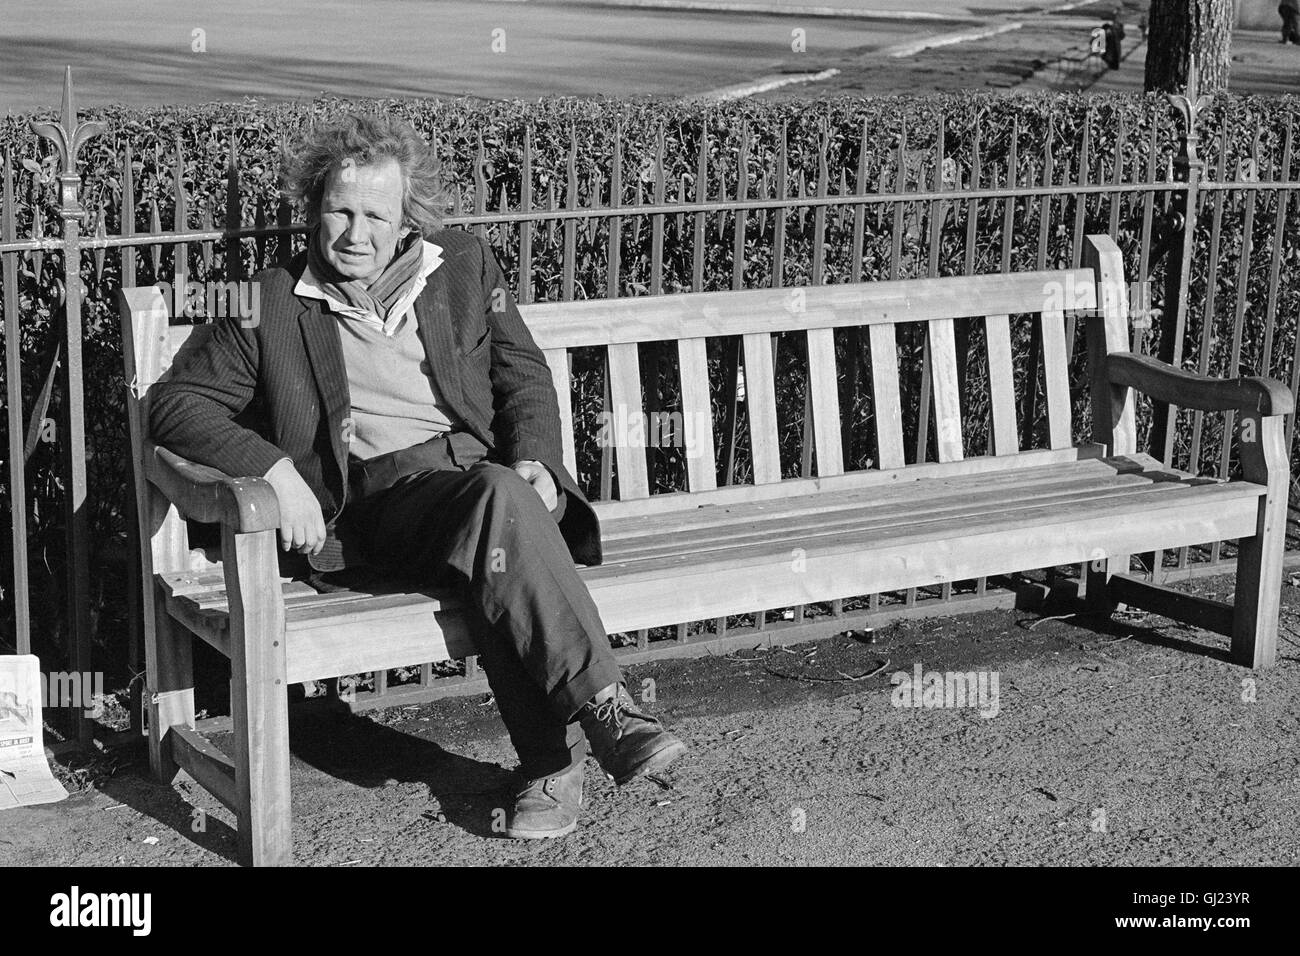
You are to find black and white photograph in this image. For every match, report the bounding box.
[0,0,1293,917]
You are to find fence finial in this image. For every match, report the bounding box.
[1168,54,1212,169]
[29,67,106,219]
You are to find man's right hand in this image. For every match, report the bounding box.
[263,458,327,555]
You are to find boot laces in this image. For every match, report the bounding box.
[590,695,628,739]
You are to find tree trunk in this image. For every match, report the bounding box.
[1144,0,1234,94]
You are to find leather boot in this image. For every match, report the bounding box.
[578,683,687,785]
[505,761,585,839]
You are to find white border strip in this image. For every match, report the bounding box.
[691,68,841,102]
[537,0,968,21]
[886,21,1023,58]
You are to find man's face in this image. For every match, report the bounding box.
[317,156,412,286]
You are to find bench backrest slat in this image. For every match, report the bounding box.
[543,348,578,477]
[1040,309,1073,450]
[676,337,718,492]
[927,317,964,463]
[524,269,1097,349]
[605,342,650,498]
[867,323,906,470]
[983,314,1019,456]
[741,331,783,484]
[804,327,844,477]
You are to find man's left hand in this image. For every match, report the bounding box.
[512,459,559,511]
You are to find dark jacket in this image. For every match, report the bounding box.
[149,227,602,571]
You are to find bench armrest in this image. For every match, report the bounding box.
[1107,352,1295,417]
[147,443,281,533]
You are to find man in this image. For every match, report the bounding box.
[1101,8,1124,70]
[149,113,687,840]
[1282,0,1300,45]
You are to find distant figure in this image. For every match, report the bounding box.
[1103,8,1125,69]
[1281,0,1300,45]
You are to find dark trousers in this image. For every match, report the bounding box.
[339,455,622,779]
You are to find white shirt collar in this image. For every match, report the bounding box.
[295,239,444,336]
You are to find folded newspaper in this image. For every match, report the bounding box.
[0,655,68,808]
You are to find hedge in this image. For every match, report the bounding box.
[2,89,1299,679]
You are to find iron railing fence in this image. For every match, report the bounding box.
[2,66,1297,733]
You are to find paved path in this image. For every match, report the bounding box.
[534,0,1090,20]
[1078,29,1300,96]
[2,0,1098,114]
[0,0,953,113]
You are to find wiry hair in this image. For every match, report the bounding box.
[282,113,448,236]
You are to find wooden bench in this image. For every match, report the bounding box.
[118,234,1293,866]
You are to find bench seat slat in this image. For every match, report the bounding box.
[172,581,408,614]
[585,480,1261,582]
[161,584,473,684]
[602,479,1237,565]
[590,443,1112,521]
[581,481,1262,633]
[159,567,232,597]
[160,574,311,606]
[599,453,1166,540]
[601,471,1222,563]
[283,592,474,683]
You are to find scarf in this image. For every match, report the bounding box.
[306,227,425,321]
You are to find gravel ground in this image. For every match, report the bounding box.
[5,571,1297,866]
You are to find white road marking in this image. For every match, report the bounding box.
[545,1,970,21]
[885,21,1023,58]
[690,68,842,101]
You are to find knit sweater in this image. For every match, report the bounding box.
[335,308,463,459]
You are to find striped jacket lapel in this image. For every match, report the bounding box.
[296,297,351,483]
[413,264,467,422]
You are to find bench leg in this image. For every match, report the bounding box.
[146,586,194,783]
[1232,412,1288,669]
[1084,553,1130,613]
[222,526,291,866]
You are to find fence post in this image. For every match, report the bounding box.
[1150,55,1211,468]
[30,67,105,747]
